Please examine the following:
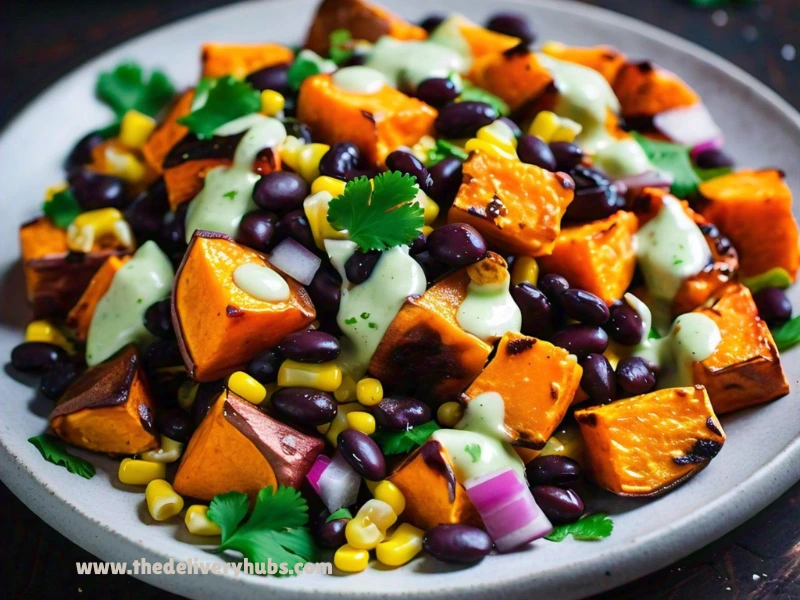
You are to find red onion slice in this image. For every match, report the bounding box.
[653,103,722,149]
[269,237,321,286]
[615,169,674,193]
[306,452,360,513]
[690,135,725,160]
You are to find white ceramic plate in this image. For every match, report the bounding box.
[1,0,799,598]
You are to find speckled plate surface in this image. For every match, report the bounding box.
[1,0,799,598]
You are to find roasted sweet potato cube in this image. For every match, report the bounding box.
[469,50,553,112]
[201,43,293,79]
[538,210,637,305]
[66,255,129,342]
[174,389,324,501]
[389,440,482,530]
[698,169,799,280]
[541,42,627,84]
[368,269,491,404]
[163,158,231,210]
[693,284,789,414]
[462,333,582,449]
[297,74,436,166]
[305,0,426,55]
[142,89,194,174]
[49,346,157,455]
[575,386,726,496]
[448,16,520,60]
[448,150,574,256]
[613,61,700,118]
[173,231,316,382]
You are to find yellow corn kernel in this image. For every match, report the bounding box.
[335,374,358,403]
[421,225,434,237]
[177,380,199,411]
[260,90,285,117]
[550,118,582,143]
[297,143,331,183]
[372,480,405,516]
[119,109,157,149]
[528,110,561,142]
[45,183,68,202]
[541,424,586,465]
[411,135,437,165]
[304,191,349,249]
[346,499,397,550]
[140,435,184,464]
[356,377,383,407]
[511,256,539,286]
[104,146,147,183]
[436,401,464,427]
[541,41,566,54]
[346,411,376,435]
[278,360,342,392]
[319,402,361,444]
[538,436,564,457]
[67,208,134,253]
[279,135,305,171]
[376,523,424,567]
[334,544,369,573]
[416,190,440,225]
[145,479,184,522]
[184,505,222,536]
[464,138,517,160]
[476,120,518,151]
[25,320,73,352]
[228,371,267,405]
[311,175,347,198]
[118,458,166,486]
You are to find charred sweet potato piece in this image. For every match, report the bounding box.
[174,389,324,501]
[538,211,637,305]
[693,284,789,414]
[450,16,520,60]
[369,269,491,404]
[462,333,582,449]
[389,440,482,530]
[66,255,129,342]
[173,231,316,382]
[541,42,627,84]
[613,61,700,118]
[469,50,553,112]
[305,0,426,55]
[49,346,157,454]
[697,169,799,280]
[448,150,574,256]
[297,74,436,166]
[201,43,293,79]
[142,90,194,174]
[575,386,726,496]
[163,158,231,210]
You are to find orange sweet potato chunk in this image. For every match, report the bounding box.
[297,74,436,166]
[698,169,799,281]
[448,150,575,256]
[693,284,789,414]
[575,386,726,497]
[389,440,482,531]
[305,0,426,55]
[454,17,520,60]
[541,42,627,84]
[50,346,158,455]
[66,255,129,342]
[163,158,231,210]
[173,231,316,382]
[463,333,582,449]
[142,89,194,174]
[538,210,638,305]
[613,61,700,118]
[369,269,491,405]
[469,50,553,112]
[201,43,293,79]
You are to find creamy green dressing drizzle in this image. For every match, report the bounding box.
[85,241,174,366]
[185,114,287,242]
[456,272,521,343]
[326,240,426,378]
[332,66,387,95]
[232,263,290,302]
[432,392,525,482]
[634,195,712,304]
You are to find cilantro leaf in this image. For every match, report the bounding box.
[177,76,260,139]
[96,61,175,119]
[464,443,481,463]
[327,171,423,251]
[372,421,440,455]
[648,328,662,340]
[427,139,469,166]
[459,82,510,116]
[545,513,614,542]
[770,316,800,352]
[28,435,96,479]
[328,29,355,65]
[287,50,336,91]
[694,165,733,182]
[208,486,317,575]
[742,267,792,294]
[43,189,81,229]
[633,133,700,199]
[325,508,353,523]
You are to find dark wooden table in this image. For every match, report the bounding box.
[1,1,798,598]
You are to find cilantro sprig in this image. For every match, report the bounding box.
[427,139,469,166]
[372,421,440,455]
[178,76,261,139]
[770,316,800,352]
[28,435,96,479]
[545,513,614,542]
[44,189,81,229]
[328,29,355,65]
[207,486,317,575]
[327,171,424,251]
[632,132,699,199]
[96,61,175,119]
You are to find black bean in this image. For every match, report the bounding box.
[275,209,316,251]
[616,357,656,396]
[694,148,734,170]
[278,330,340,363]
[564,185,625,223]
[314,518,348,549]
[428,157,463,208]
[65,131,105,170]
[561,289,610,326]
[419,14,445,33]
[282,118,313,144]
[435,102,498,139]
[415,78,460,108]
[531,486,584,525]
[580,353,616,404]
[604,302,644,346]
[423,524,493,564]
[319,142,361,181]
[39,359,82,400]
[245,63,290,94]
[68,169,127,211]
[125,179,170,242]
[235,210,278,252]
[538,273,570,304]
[373,397,432,431]
[570,165,610,190]
[337,429,386,480]
[306,265,342,317]
[155,408,194,443]
[192,380,226,425]
[517,135,557,171]
[158,204,189,261]
[247,349,282,384]
[511,282,554,339]
[409,233,427,256]
[11,342,66,372]
[143,299,174,338]
[426,223,487,267]
[551,326,608,359]
[413,250,449,286]
[385,150,433,193]
[526,456,582,488]
[549,142,584,172]
[345,248,381,284]
[271,388,337,427]
[486,12,536,44]
[253,171,309,214]
[753,287,793,326]
[143,339,183,371]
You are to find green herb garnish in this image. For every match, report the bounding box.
[770,316,800,352]
[177,76,260,139]
[96,61,175,119]
[742,267,793,294]
[427,139,469,166]
[458,82,510,116]
[360,312,370,319]
[43,188,82,229]
[325,508,353,523]
[344,317,358,325]
[694,165,733,182]
[28,435,96,479]
[328,29,355,65]
[327,171,423,251]
[372,421,440,455]
[464,443,481,463]
[223,190,238,200]
[287,50,336,91]
[632,132,699,199]
[648,328,662,340]
[545,513,614,542]
[368,322,378,329]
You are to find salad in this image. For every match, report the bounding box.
[11,0,800,575]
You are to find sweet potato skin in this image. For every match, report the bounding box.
[469,50,553,112]
[66,255,129,342]
[541,42,627,84]
[693,284,789,414]
[201,43,293,79]
[142,90,194,174]
[613,61,700,118]
[462,333,582,449]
